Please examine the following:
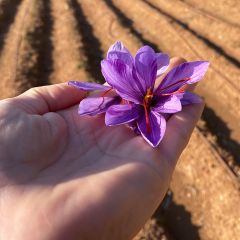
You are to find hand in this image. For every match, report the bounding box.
[0,58,204,240]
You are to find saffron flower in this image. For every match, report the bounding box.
[69,41,209,147]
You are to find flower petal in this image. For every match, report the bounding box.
[68,81,110,91]
[156,53,170,77]
[107,41,134,67]
[79,96,120,116]
[105,104,142,126]
[137,111,166,147]
[155,61,209,94]
[135,46,158,90]
[152,95,182,113]
[101,59,143,103]
[176,92,202,105]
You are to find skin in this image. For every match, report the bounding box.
[0,57,204,240]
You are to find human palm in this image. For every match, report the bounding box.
[0,58,204,240]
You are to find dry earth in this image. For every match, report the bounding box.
[0,0,239,239]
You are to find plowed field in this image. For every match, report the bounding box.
[0,0,239,239]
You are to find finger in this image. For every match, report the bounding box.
[169,56,186,69]
[11,83,86,114]
[160,101,205,167]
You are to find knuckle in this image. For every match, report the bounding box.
[170,56,187,64]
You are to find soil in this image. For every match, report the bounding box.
[0,0,239,239]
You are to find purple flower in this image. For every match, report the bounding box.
[69,41,209,147]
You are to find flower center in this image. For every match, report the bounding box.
[144,88,153,107]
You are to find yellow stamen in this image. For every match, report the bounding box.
[144,88,153,106]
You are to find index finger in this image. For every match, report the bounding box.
[158,57,205,168]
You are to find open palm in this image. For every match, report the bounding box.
[0,58,204,240]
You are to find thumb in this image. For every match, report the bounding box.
[10,83,86,114]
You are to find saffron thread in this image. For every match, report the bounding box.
[143,101,151,133]
[98,87,113,109]
[158,78,190,93]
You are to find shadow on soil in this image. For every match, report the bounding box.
[154,194,201,240]
[18,0,53,90]
[104,0,161,51]
[70,0,105,83]
[0,0,22,53]
[143,0,240,68]
[200,105,240,166]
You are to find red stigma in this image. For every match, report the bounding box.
[143,101,151,133]
[98,87,113,109]
[159,88,185,96]
[158,77,191,93]
[100,87,113,97]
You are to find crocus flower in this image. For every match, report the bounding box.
[69,41,209,147]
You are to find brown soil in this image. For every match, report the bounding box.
[0,0,239,239]
[50,0,87,84]
[181,0,240,27]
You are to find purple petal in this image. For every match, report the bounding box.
[152,95,182,113]
[135,46,158,90]
[156,53,170,77]
[105,104,142,126]
[176,92,203,105]
[79,96,120,116]
[155,61,209,94]
[137,111,166,147]
[68,81,110,91]
[101,59,143,103]
[107,41,134,67]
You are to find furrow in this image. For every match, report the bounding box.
[0,0,22,53]
[0,0,32,98]
[49,0,88,84]
[144,0,240,68]
[179,0,240,27]
[14,0,54,92]
[112,0,240,142]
